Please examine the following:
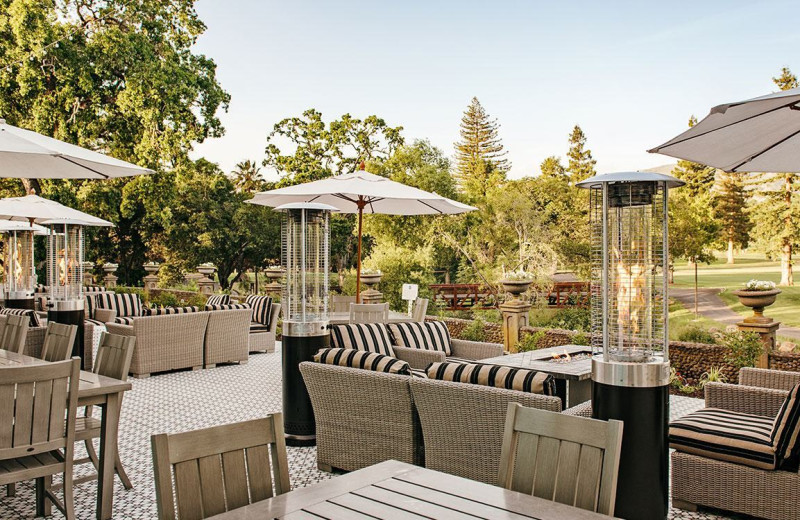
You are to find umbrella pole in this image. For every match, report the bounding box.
[356,201,364,303]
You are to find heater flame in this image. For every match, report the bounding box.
[12,240,23,287]
[551,349,572,362]
[614,247,646,338]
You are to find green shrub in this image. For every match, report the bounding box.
[699,366,727,388]
[677,325,717,345]
[149,291,180,308]
[472,309,501,323]
[720,330,763,370]
[460,319,487,342]
[572,331,590,346]
[529,307,590,332]
[518,331,545,352]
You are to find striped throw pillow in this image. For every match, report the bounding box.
[96,292,143,318]
[206,294,230,306]
[670,408,777,470]
[330,323,395,357]
[113,317,135,325]
[426,361,557,396]
[388,321,452,356]
[0,307,41,328]
[144,306,201,316]
[205,303,250,312]
[772,383,800,469]
[84,293,98,319]
[245,295,273,327]
[314,348,410,376]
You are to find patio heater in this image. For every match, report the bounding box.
[277,202,336,446]
[45,220,86,367]
[577,172,684,520]
[2,222,38,309]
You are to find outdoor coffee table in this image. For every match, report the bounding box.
[208,459,614,519]
[481,344,594,408]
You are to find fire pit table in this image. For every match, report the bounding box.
[480,345,593,408]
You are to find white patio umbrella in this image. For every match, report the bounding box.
[649,86,800,172]
[0,220,49,235]
[0,118,154,179]
[0,194,112,227]
[248,166,476,300]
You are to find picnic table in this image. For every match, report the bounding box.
[208,459,614,519]
[0,349,131,520]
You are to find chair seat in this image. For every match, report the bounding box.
[74,416,102,441]
[0,451,64,484]
[669,407,777,470]
[250,323,270,333]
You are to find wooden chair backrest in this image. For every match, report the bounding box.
[93,332,136,381]
[0,315,7,344]
[0,358,79,461]
[412,298,429,322]
[1,314,29,354]
[331,295,356,313]
[498,403,624,516]
[151,415,291,520]
[41,322,78,362]
[349,303,389,324]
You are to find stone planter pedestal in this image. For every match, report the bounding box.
[732,289,782,369]
[499,279,533,353]
[102,263,118,289]
[143,263,160,291]
[360,273,383,304]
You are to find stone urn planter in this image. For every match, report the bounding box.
[732,289,781,324]
[264,267,285,281]
[102,262,118,274]
[144,262,160,274]
[197,264,216,277]
[360,272,382,288]
[500,279,532,298]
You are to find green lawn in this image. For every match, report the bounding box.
[668,300,726,342]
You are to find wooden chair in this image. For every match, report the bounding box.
[40,322,78,362]
[498,403,624,516]
[349,303,390,324]
[331,295,356,313]
[0,315,7,344]
[151,414,291,519]
[0,358,80,519]
[1,314,29,354]
[412,297,429,322]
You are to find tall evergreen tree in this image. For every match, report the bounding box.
[751,67,800,285]
[566,125,596,183]
[453,97,509,198]
[670,117,716,197]
[540,156,567,178]
[713,171,750,264]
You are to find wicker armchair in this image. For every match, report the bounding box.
[409,377,562,484]
[249,303,280,353]
[204,308,251,367]
[393,338,504,370]
[299,362,423,473]
[671,367,800,520]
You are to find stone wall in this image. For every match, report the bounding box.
[769,350,800,372]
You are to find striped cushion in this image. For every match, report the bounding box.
[206,294,230,306]
[772,383,800,469]
[426,361,557,396]
[113,317,135,325]
[314,348,410,375]
[669,408,777,470]
[83,285,105,293]
[96,292,143,318]
[0,307,41,328]
[84,293,98,319]
[388,321,452,356]
[330,323,395,357]
[204,303,250,312]
[245,295,273,327]
[144,306,201,316]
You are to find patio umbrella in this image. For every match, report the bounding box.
[0,118,153,179]
[0,194,112,227]
[648,86,800,172]
[248,165,476,300]
[0,220,49,235]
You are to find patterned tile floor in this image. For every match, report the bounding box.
[0,349,738,519]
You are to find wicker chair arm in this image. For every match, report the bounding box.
[393,346,445,370]
[705,382,788,418]
[268,303,281,333]
[562,400,593,417]
[95,308,117,323]
[104,323,134,336]
[739,367,800,391]
[450,338,504,360]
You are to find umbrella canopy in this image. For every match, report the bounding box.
[0,220,49,235]
[0,118,154,179]
[0,195,112,227]
[248,168,476,300]
[649,87,800,172]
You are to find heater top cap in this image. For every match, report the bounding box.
[576,171,685,189]
[274,202,339,212]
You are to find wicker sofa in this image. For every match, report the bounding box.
[205,307,252,367]
[300,361,562,475]
[671,367,800,520]
[248,303,281,353]
[392,338,504,369]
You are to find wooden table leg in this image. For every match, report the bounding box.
[97,392,121,520]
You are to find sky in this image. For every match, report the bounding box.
[190,0,800,181]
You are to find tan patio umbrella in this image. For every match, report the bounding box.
[248,164,475,301]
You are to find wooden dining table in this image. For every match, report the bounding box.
[0,349,132,520]
[208,460,615,519]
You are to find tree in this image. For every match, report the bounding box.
[566,125,596,183]
[540,156,567,178]
[750,67,800,285]
[232,160,265,193]
[713,170,750,263]
[453,97,509,199]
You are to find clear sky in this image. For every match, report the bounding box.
[190,0,800,181]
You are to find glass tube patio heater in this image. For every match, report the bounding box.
[577,172,684,520]
[45,219,87,367]
[2,222,38,309]
[277,202,336,446]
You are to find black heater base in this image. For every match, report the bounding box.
[48,309,85,370]
[282,334,329,447]
[593,381,669,520]
[5,298,34,310]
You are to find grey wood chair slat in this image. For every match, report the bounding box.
[412,297,429,322]
[1,314,29,354]
[331,295,356,314]
[497,402,624,517]
[151,414,290,520]
[349,303,390,324]
[0,315,8,347]
[40,322,78,362]
[0,358,80,519]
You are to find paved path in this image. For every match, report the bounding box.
[671,287,800,341]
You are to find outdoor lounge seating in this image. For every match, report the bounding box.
[204,306,251,367]
[248,302,280,353]
[669,367,800,520]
